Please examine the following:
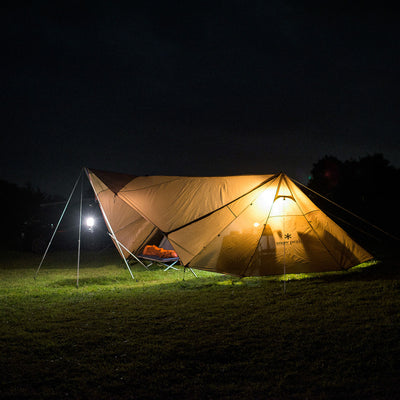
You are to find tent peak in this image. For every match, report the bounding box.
[86,168,138,194]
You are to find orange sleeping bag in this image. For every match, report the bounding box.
[143,245,178,258]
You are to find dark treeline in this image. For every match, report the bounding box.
[0,153,398,252]
[306,153,399,254]
[0,181,61,249]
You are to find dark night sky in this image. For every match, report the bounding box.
[1,1,399,197]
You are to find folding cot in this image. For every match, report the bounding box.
[137,253,180,271]
[110,234,198,277]
[136,253,198,277]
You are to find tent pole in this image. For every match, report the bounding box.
[76,172,84,288]
[107,233,149,270]
[283,196,287,294]
[109,232,136,280]
[283,242,286,294]
[102,225,135,280]
[35,171,82,279]
[84,168,135,280]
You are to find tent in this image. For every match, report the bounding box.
[86,168,373,277]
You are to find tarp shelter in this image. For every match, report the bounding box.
[86,168,373,276]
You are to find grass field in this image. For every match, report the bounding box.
[1,248,399,399]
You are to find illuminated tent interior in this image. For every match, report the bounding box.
[86,168,373,277]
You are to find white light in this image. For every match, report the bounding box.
[253,222,260,227]
[85,217,95,228]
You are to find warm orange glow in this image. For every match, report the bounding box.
[270,196,299,217]
[254,187,276,210]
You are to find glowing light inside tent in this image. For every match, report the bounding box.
[270,196,298,217]
[248,187,277,229]
[85,216,95,228]
[255,187,275,211]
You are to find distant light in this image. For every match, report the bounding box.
[85,217,95,228]
[253,222,260,227]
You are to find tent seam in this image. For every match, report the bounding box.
[185,177,279,269]
[285,175,344,270]
[239,174,282,277]
[166,174,280,235]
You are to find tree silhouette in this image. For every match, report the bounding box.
[0,180,48,249]
[308,154,399,241]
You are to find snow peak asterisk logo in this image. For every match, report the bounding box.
[276,233,300,246]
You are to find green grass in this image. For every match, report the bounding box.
[1,249,399,399]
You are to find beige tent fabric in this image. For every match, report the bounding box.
[86,169,373,276]
[186,174,372,276]
[86,170,157,258]
[116,174,275,233]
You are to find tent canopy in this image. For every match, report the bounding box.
[86,168,373,277]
